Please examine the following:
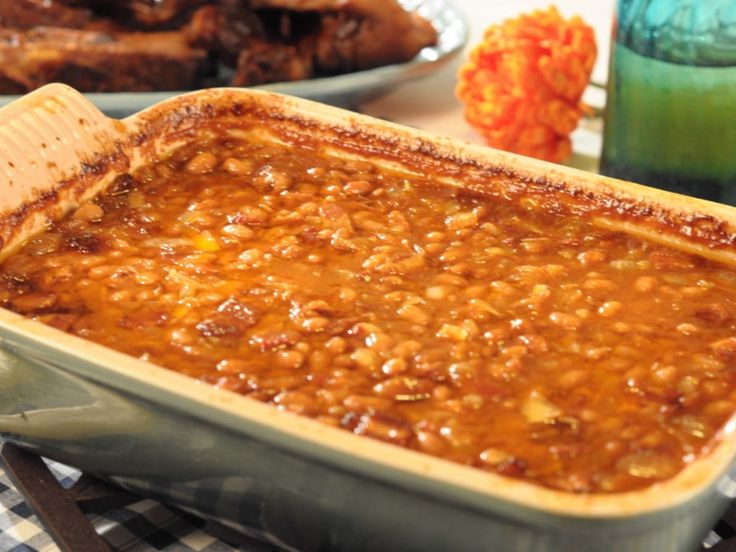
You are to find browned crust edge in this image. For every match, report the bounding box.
[131,91,736,253]
[3,88,735,261]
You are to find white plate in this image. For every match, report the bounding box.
[0,0,468,117]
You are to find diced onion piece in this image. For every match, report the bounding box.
[194,231,220,252]
[522,390,561,424]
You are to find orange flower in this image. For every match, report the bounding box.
[456,6,596,163]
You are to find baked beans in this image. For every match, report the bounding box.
[2,132,736,493]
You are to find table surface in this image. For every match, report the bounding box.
[0,2,616,551]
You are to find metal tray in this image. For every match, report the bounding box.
[1,84,736,552]
[0,0,468,116]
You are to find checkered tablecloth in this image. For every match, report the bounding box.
[0,459,276,552]
[2,458,728,552]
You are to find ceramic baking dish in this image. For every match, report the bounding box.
[1,84,736,552]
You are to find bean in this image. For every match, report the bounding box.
[109,290,132,303]
[344,180,373,195]
[355,414,411,444]
[678,375,700,398]
[598,301,623,317]
[232,206,269,226]
[339,287,357,302]
[169,328,197,346]
[397,304,429,325]
[388,211,410,232]
[616,453,678,480]
[446,262,472,276]
[439,248,467,264]
[222,157,253,175]
[583,278,617,293]
[350,322,382,336]
[437,324,469,341]
[681,286,707,298]
[521,238,552,255]
[710,337,736,361]
[343,159,374,173]
[634,276,657,293]
[433,385,452,400]
[416,431,447,455]
[676,323,699,336]
[445,212,478,230]
[578,250,606,265]
[275,350,305,369]
[351,348,381,371]
[262,374,304,391]
[491,280,515,295]
[696,303,732,325]
[25,233,63,256]
[254,165,293,192]
[213,360,245,376]
[549,312,581,330]
[365,332,395,352]
[301,346,329,371]
[274,391,317,415]
[10,292,56,311]
[239,249,263,265]
[186,152,218,174]
[306,166,326,177]
[393,340,422,358]
[343,395,392,412]
[610,260,638,271]
[325,336,347,354]
[374,376,432,399]
[704,400,735,421]
[702,380,729,399]
[464,285,486,298]
[425,285,454,300]
[135,270,159,285]
[479,448,509,466]
[431,274,466,287]
[73,202,104,222]
[381,357,408,376]
[301,317,329,333]
[557,369,588,389]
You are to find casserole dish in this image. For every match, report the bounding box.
[1,83,736,551]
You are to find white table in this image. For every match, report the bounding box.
[363,0,615,169]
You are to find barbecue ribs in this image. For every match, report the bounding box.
[55,0,206,27]
[0,27,209,93]
[0,0,438,92]
[0,0,92,29]
[186,0,438,86]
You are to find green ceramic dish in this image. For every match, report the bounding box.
[1,84,736,551]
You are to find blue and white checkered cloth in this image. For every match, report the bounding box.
[0,459,276,552]
[1,457,727,551]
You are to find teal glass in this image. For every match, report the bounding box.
[600,0,736,204]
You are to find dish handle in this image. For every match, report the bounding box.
[0,83,124,258]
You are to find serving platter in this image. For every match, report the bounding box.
[0,0,468,116]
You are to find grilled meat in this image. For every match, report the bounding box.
[0,0,437,91]
[187,0,437,85]
[0,27,209,93]
[0,0,92,29]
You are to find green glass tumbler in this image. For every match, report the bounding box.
[600,0,736,204]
